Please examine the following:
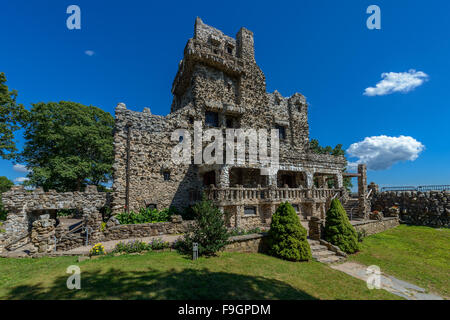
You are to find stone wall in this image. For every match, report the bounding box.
[223,233,267,253]
[111,17,346,214]
[102,220,194,241]
[352,217,400,236]
[0,185,109,253]
[371,191,449,228]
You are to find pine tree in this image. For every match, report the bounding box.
[324,198,360,254]
[177,196,229,256]
[267,202,311,261]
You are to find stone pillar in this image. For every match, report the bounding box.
[336,173,344,189]
[30,218,56,254]
[267,173,277,187]
[308,217,324,240]
[358,164,369,219]
[83,208,103,244]
[235,205,243,229]
[217,166,230,188]
[305,172,313,189]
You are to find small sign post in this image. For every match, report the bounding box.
[193,242,198,260]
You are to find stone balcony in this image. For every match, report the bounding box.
[204,186,344,206]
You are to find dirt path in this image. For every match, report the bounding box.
[331,261,444,300]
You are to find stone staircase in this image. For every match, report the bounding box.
[342,198,359,219]
[308,239,346,264]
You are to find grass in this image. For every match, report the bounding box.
[348,224,450,298]
[0,251,399,300]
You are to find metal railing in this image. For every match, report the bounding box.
[381,185,450,192]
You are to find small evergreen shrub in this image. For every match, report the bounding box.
[176,196,229,257]
[267,202,312,261]
[324,198,360,254]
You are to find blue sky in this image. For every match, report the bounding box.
[1,0,449,189]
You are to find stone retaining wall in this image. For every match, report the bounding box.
[102,220,194,241]
[223,233,267,253]
[371,191,449,227]
[352,217,400,236]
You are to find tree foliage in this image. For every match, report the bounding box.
[267,202,311,261]
[0,176,13,221]
[176,196,229,257]
[0,73,25,160]
[323,198,360,254]
[18,101,114,191]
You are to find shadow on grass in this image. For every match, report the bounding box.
[6,267,317,300]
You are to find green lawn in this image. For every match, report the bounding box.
[0,251,398,300]
[348,224,450,298]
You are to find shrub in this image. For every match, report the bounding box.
[112,238,170,254]
[115,206,177,225]
[180,206,196,221]
[89,243,106,256]
[267,202,311,261]
[176,196,229,256]
[113,240,148,254]
[324,198,360,254]
[148,238,170,250]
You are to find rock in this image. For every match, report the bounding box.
[77,256,90,262]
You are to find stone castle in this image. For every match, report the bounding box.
[111,18,365,230]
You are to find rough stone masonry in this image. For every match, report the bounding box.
[111,17,351,231]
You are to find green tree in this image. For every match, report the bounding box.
[177,196,229,256]
[323,198,360,254]
[267,202,311,261]
[0,73,25,160]
[18,101,114,192]
[0,176,13,221]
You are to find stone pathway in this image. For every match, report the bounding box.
[331,261,444,300]
[308,239,346,264]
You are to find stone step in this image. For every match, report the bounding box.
[310,245,328,252]
[312,250,335,257]
[316,255,344,264]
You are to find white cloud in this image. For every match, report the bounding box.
[13,164,30,173]
[84,50,95,56]
[346,135,425,170]
[14,177,30,184]
[364,69,428,96]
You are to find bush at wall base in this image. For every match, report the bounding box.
[267,202,312,261]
